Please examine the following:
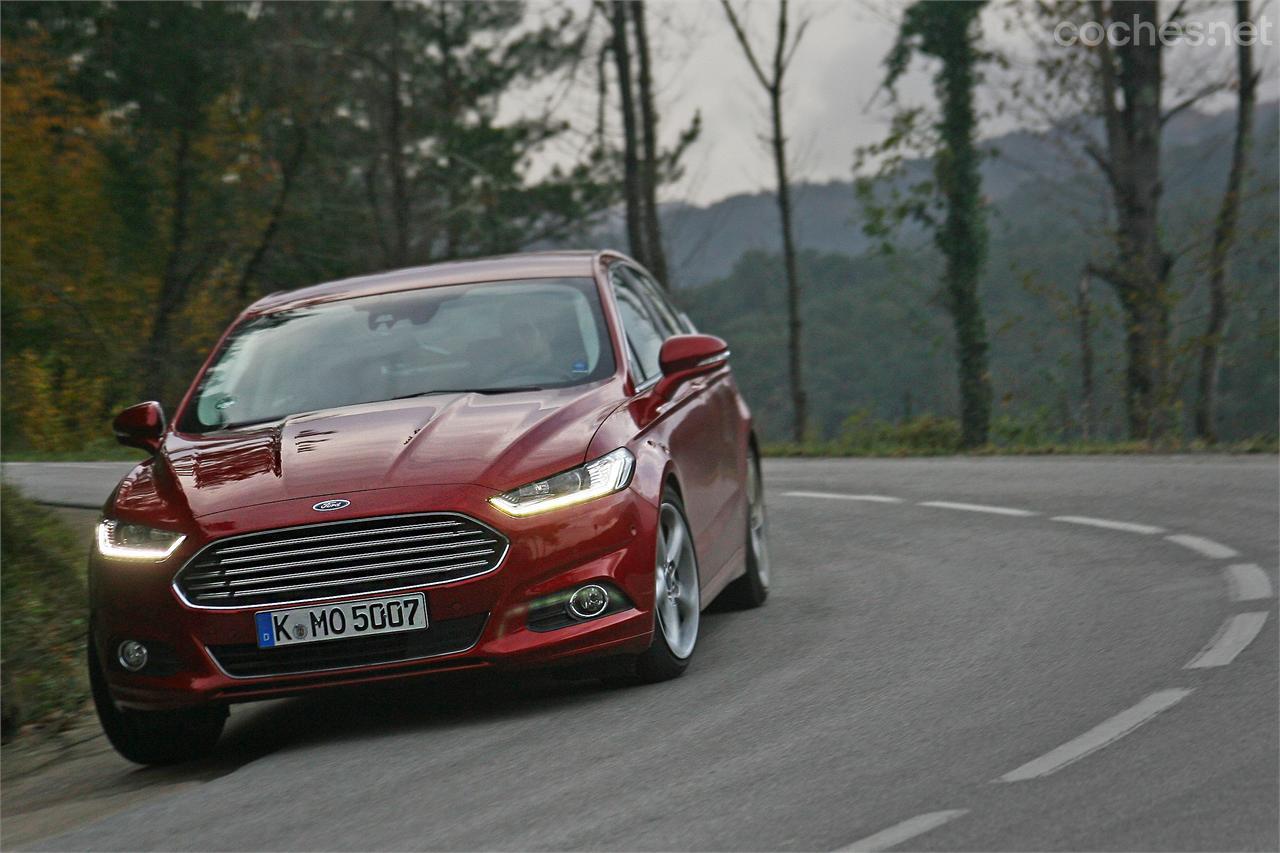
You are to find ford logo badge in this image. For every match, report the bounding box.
[312,499,350,512]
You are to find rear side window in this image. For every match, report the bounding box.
[610,268,666,382]
[622,266,687,335]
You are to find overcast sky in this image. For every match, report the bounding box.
[514,1,1280,207]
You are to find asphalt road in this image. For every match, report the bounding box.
[2,457,1276,851]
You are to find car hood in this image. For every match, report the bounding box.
[132,383,625,519]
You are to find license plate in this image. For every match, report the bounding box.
[255,593,427,649]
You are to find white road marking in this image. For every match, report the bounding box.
[996,689,1193,782]
[838,810,969,852]
[783,491,904,504]
[1184,612,1270,668]
[1165,534,1239,559]
[918,500,1037,517]
[1225,564,1274,601]
[1051,515,1165,535]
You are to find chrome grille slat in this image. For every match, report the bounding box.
[174,513,507,608]
[207,560,495,600]
[185,547,498,590]
[194,529,480,567]
[214,520,463,555]
[182,537,497,579]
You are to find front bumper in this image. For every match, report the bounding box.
[90,483,657,710]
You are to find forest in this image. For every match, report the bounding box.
[2,0,1276,455]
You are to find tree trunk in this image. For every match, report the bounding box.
[235,129,307,303]
[769,84,807,443]
[934,11,991,448]
[632,1,669,288]
[437,2,463,260]
[385,2,410,267]
[720,0,808,441]
[610,1,646,265]
[1077,272,1095,440]
[1195,0,1256,443]
[1092,0,1173,440]
[142,125,194,403]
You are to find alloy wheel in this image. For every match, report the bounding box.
[747,454,770,588]
[655,501,700,659]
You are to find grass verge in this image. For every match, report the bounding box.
[763,412,1279,457]
[763,438,1280,458]
[1,484,89,741]
[1,438,144,462]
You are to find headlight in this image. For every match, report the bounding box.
[96,519,186,561]
[488,448,635,517]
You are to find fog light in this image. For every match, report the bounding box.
[117,640,149,672]
[567,584,610,620]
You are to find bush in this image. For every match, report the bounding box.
[834,409,962,456]
[989,408,1061,447]
[0,484,89,739]
[3,351,112,452]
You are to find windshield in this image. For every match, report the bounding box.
[178,277,616,433]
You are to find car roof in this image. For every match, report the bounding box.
[246,250,616,315]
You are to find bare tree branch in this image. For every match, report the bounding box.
[1161,80,1229,125]
[719,0,771,91]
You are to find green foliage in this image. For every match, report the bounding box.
[0,1,618,447]
[860,0,993,448]
[764,411,1278,458]
[5,352,111,452]
[1,440,145,463]
[684,118,1279,447]
[988,408,1059,448]
[0,485,89,737]
[835,410,961,455]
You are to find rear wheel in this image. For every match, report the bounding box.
[720,445,770,608]
[612,487,700,684]
[89,641,226,766]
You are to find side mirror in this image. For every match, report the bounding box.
[112,401,166,453]
[654,334,729,399]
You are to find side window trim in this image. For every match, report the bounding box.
[619,265,681,338]
[609,265,663,389]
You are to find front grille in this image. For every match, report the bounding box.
[176,513,507,608]
[208,613,488,677]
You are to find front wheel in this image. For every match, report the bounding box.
[614,487,701,684]
[89,641,226,765]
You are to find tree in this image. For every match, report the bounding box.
[602,1,695,288]
[1077,1,1178,439]
[857,0,994,448]
[632,1,670,288]
[3,3,265,405]
[608,1,646,268]
[338,1,609,269]
[720,0,810,442]
[1195,0,1258,443]
[996,1,1253,441]
[0,34,127,448]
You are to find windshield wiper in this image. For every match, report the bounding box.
[392,386,543,400]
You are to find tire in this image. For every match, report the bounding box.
[89,641,226,766]
[720,444,770,609]
[610,486,701,685]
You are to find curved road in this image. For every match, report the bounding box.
[2,457,1276,851]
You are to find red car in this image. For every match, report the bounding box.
[90,251,770,764]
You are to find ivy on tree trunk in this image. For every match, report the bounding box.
[883,0,993,448]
